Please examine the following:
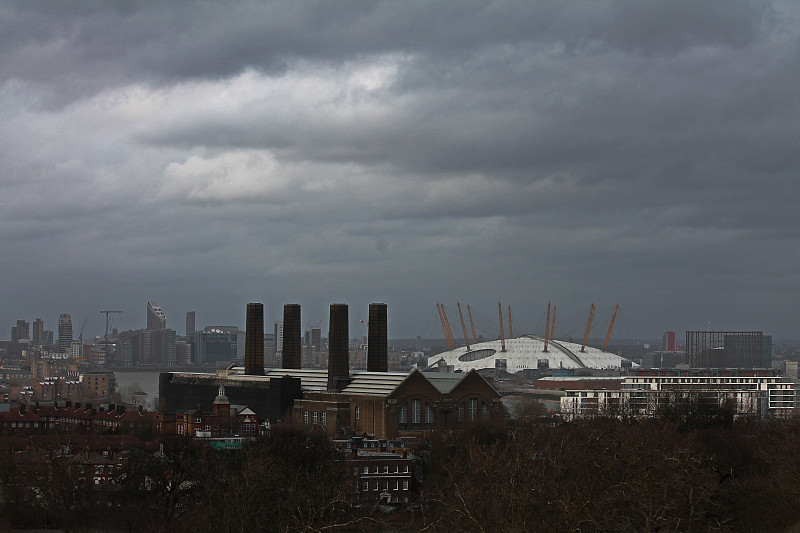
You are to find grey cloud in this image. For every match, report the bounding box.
[1,1,799,340]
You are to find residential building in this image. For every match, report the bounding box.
[58,314,73,354]
[562,368,796,420]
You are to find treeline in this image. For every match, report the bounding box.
[3,416,800,532]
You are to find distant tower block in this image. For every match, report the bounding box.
[58,314,73,354]
[186,311,196,337]
[245,303,264,375]
[282,304,301,369]
[328,303,350,391]
[367,303,388,372]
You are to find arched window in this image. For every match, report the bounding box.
[425,403,434,424]
[399,404,407,424]
[468,398,478,422]
[411,399,421,424]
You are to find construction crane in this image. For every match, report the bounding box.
[508,306,514,338]
[436,303,456,351]
[457,302,471,350]
[100,310,124,341]
[467,304,478,344]
[498,302,506,352]
[580,303,596,353]
[551,305,557,344]
[78,315,88,342]
[543,302,551,352]
[603,304,619,351]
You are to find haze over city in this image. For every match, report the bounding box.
[2,1,799,341]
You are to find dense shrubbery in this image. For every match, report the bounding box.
[3,417,800,531]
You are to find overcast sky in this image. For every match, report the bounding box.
[2,1,799,344]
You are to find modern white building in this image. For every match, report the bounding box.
[561,369,797,420]
[427,335,635,374]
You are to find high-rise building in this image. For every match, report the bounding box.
[194,326,244,365]
[275,321,284,354]
[662,331,677,352]
[12,320,30,343]
[245,303,265,375]
[32,318,44,346]
[686,331,768,368]
[58,314,73,354]
[186,311,196,337]
[147,300,167,330]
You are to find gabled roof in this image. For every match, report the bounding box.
[424,372,470,394]
[264,368,413,396]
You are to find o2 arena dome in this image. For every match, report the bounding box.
[426,334,636,374]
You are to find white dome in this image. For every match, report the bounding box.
[426,334,636,373]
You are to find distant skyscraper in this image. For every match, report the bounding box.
[58,314,73,354]
[275,321,284,354]
[32,318,44,346]
[186,311,196,336]
[15,320,30,342]
[147,300,167,330]
[663,331,677,352]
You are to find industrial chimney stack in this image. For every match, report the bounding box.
[282,304,301,369]
[367,303,388,372]
[245,303,264,375]
[328,303,350,391]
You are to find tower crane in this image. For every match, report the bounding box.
[551,305,557,344]
[508,306,514,338]
[580,303,596,353]
[100,310,123,341]
[78,315,88,342]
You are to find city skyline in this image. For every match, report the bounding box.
[1,2,799,342]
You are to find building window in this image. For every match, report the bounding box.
[394,480,399,490]
[482,402,490,419]
[383,465,388,473]
[425,403,434,424]
[469,398,478,422]
[402,480,409,491]
[303,411,309,424]
[411,399,421,424]
[458,403,464,421]
[363,466,369,474]
[355,405,360,420]
[374,481,379,491]
[312,411,318,424]
[363,481,369,492]
[321,411,327,426]
[383,481,388,491]
[399,404,407,424]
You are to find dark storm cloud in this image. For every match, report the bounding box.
[1,1,799,341]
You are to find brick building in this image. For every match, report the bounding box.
[287,368,503,440]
